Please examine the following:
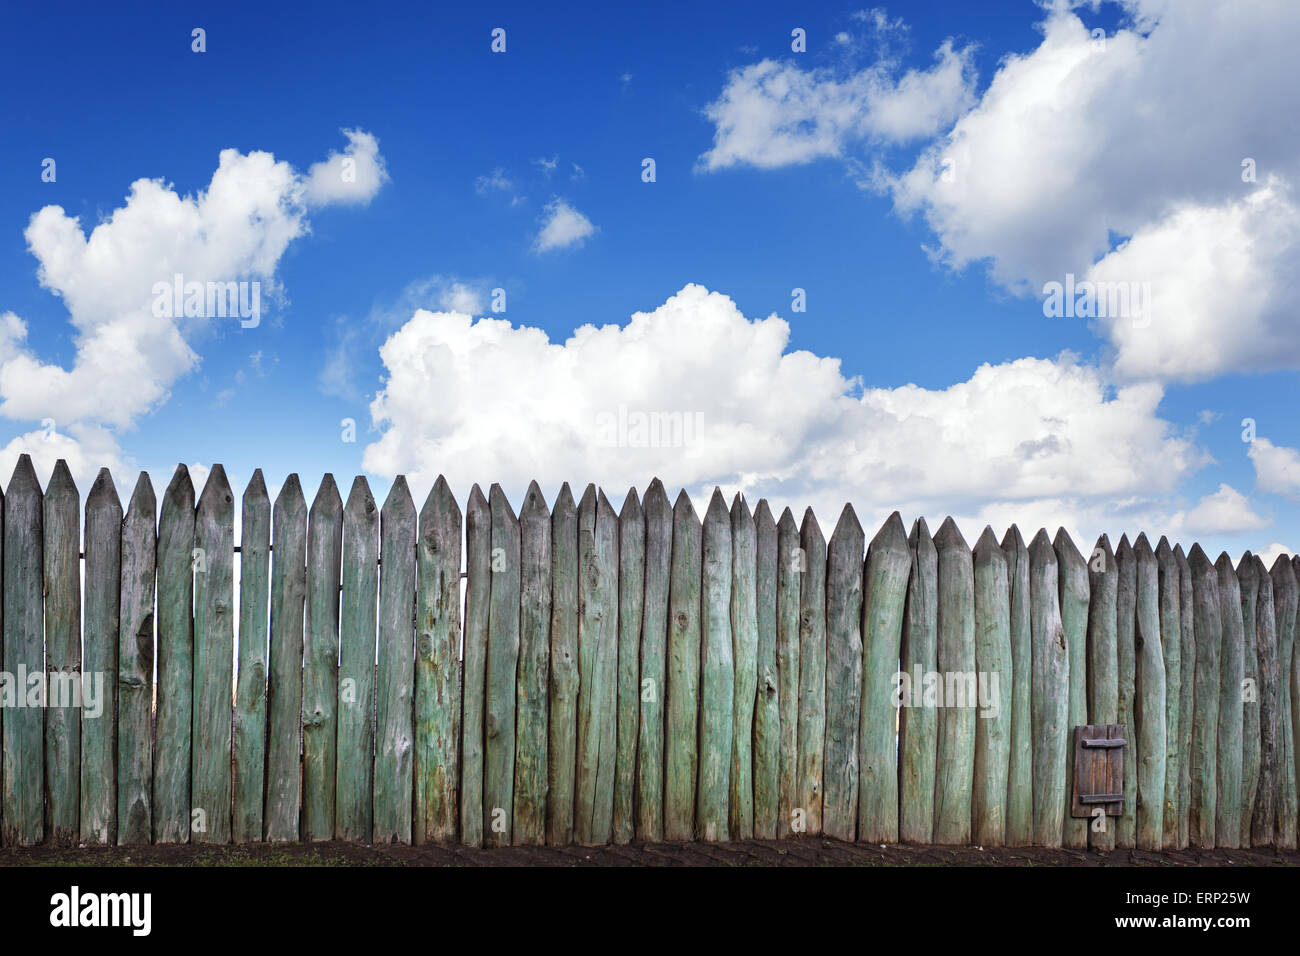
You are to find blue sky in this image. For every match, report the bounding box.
[2,0,1299,561]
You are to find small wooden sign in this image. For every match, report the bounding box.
[1070,724,1125,819]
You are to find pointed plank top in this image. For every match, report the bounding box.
[382,474,415,519]
[7,452,39,494]
[1155,535,1173,559]
[704,486,729,524]
[163,463,195,507]
[489,482,518,524]
[1270,552,1297,585]
[87,467,122,512]
[869,511,908,555]
[974,525,1002,557]
[777,506,797,534]
[344,475,376,519]
[126,470,157,517]
[643,478,670,516]
[1238,551,1257,584]
[47,458,77,498]
[522,479,550,520]
[934,515,969,552]
[1132,532,1154,559]
[830,503,862,544]
[310,472,342,516]
[1174,542,1188,562]
[1053,527,1083,566]
[551,481,575,518]
[1215,551,1236,573]
[673,488,699,522]
[1000,523,1024,553]
[1117,533,1135,559]
[596,488,618,522]
[1028,527,1055,559]
[276,473,306,514]
[1092,533,1115,568]
[799,507,823,545]
[730,491,752,525]
[198,463,233,511]
[753,498,774,531]
[619,486,641,521]
[579,482,598,514]
[244,467,268,501]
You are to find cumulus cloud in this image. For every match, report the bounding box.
[364,283,1207,546]
[534,199,597,252]
[1177,483,1269,537]
[302,129,389,206]
[1250,436,1300,500]
[698,39,974,171]
[0,131,387,485]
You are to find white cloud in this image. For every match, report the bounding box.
[533,199,597,252]
[698,39,974,171]
[1250,436,1300,500]
[533,156,558,174]
[474,167,515,195]
[1255,541,1294,567]
[364,283,1203,544]
[303,129,389,206]
[1177,483,1269,537]
[0,131,387,480]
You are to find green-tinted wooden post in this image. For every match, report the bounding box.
[1133,535,1166,851]
[1029,529,1067,848]
[1271,556,1297,849]
[637,479,672,842]
[859,513,908,844]
[1054,529,1089,849]
[414,476,461,845]
[1293,556,1300,847]
[972,527,1011,847]
[193,465,235,844]
[1001,525,1032,847]
[1157,538,1182,848]
[81,469,121,845]
[118,472,156,845]
[899,518,938,844]
[303,474,342,842]
[752,500,779,840]
[1214,552,1243,848]
[1175,545,1195,849]
[1115,535,1138,847]
[796,508,827,836]
[934,518,974,845]
[485,484,521,846]
[375,477,417,844]
[461,485,491,845]
[265,476,307,843]
[233,470,270,843]
[1252,558,1279,845]
[336,477,378,843]
[822,505,863,842]
[514,481,552,845]
[1188,544,1221,847]
[154,465,194,843]
[1087,535,1117,850]
[728,494,758,841]
[665,490,701,842]
[575,488,618,844]
[613,489,643,844]
[1238,553,1260,844]
[774,509,801,838]
[2,455,42,846]
[44,461,80,845]
[698,489,734,842]
[545,483,577,845]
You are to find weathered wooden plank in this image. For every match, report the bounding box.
[336,477,379,843]
[1252,558,1279,845]
[972,526,1011,847]
[460,484,490,846]
[1086,535,1118,850]
[1187,544,1221,847]
[1238,553,1261,845]
[303,474,343,842]
[752,499,779,840]
[933,517,975,846]
[822,505,863,842]
[796,508,827,836]
[1029,528,1068,848]
[414,476,461,845]
[612,489,642,844]
[192,465,235,844]
[899,518,938,844]
[665,490,702,841]
[153,465,194,843]
[859,513,908,844]
[1272,556,1298,848]
[1132,535,1166,851]
[117,472,156,846]
[265,475,307,843]
[636,479,672,842]
[775,508,801,838]
[81,469,121,845]
[375,476,417,844]
[485,484,521,846]
[545,483,578,846]
[1115,535,1138,847]
[1175,545,1195,849]
[1054,528,1090,850]
[43,461,80,845]
[1293,556,1300,847]
[1214,552,1243,848]
[514,481,552,846]
[1001,525,1032,847]
[1157,538,1182,849]
[575,488,618,845]
[698,489,734,842]
[728,494,758,841]
[233,469,270,844]
[1,455,42,845]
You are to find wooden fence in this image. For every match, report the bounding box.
[0,452,1297,850]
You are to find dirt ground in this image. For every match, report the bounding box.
[3,837,1299,866]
